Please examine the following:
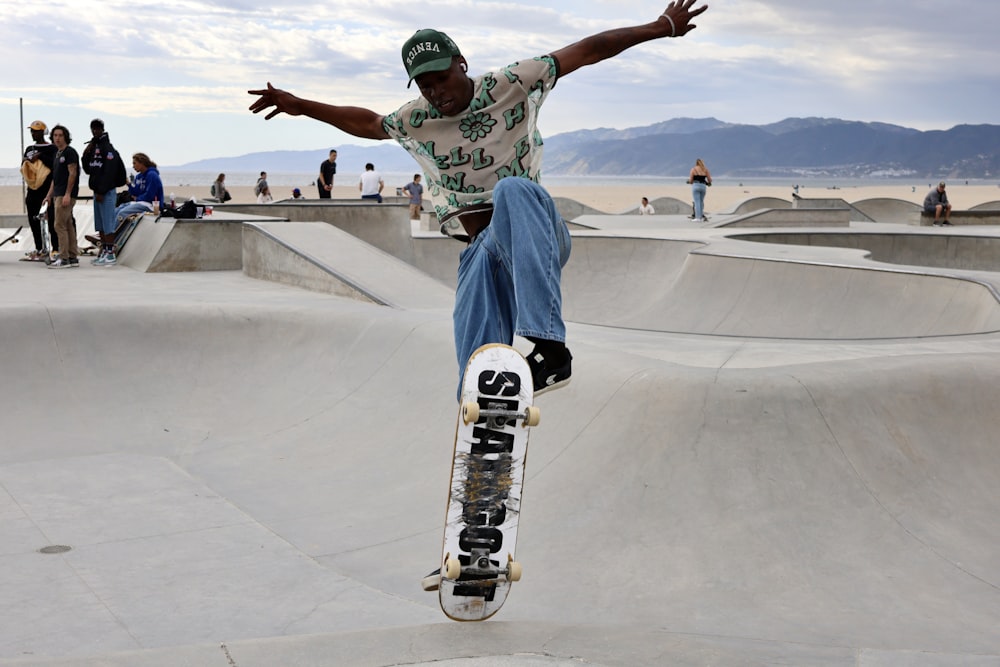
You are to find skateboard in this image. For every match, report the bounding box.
[112,210,157,254]
[1,226,23,248]
[428,343,539,621]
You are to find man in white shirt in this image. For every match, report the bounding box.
[359,162,384,203]
[638,197,655,215]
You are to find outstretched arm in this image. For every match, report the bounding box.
[248,83,391,141]
[552,0,708,77]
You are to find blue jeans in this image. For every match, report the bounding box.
[692,182,708,220]
[114,201,153,227]
[453,178,571,395]
[93,190,117,234]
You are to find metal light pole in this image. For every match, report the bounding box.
[20,97,26,214]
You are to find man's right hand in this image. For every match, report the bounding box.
[248,83,303,120]
[247,82,390,140]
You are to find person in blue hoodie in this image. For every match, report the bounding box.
[98,152,164,266]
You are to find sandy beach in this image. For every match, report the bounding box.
[2,182,999,218]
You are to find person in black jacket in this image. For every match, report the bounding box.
[81,119,125,251]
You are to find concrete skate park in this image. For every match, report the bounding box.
[1,193,999,666]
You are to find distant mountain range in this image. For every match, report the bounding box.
[174,117,1000,180]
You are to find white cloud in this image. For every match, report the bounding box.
[1,0,998,167]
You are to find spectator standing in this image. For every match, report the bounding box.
[20,120,57,261]
[45,125,80,269]
[403,174,424,220]
[254,171,269,198]
[638,197,655,215]
[924,182,953,226]
[687,158,712,222]
[359,163,384,203]
[318,149,337,198]
[81,119,125,251]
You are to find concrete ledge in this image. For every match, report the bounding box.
[792,196,850,209]
[712,207,851,228]
[917,210,1000,226]
[221,201,409,226]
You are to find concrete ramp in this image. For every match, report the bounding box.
[852,197,921,224]
[551,196,607,220]
[731,230,1000,272]
[4,204,1000,666]
[563,235,1000,337]
[723,196,792,214]
[656,251,1000,337]
[115,211,288,272]
[0,281,998,665]
[118,215,175,271]
[621,196,691,216]
[242,221,454,310]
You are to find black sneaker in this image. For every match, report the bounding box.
[942,220,953,226]
[68,258,79,268]
[527,347,572,396]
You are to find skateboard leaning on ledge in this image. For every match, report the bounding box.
[427,343,539,621]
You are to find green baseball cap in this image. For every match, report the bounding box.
[402,29,461,87]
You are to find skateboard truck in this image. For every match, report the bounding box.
[462,400,540,428]
[443,549,522,584]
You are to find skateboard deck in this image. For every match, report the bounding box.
[0,226,23,249]
[434,343,538,621]
[112,211,154,254]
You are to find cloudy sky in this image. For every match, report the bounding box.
[2,0,997,169]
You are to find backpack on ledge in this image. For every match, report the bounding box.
[160,200,199,219]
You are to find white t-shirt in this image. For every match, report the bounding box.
[359,170,383,196]
[639,203,655,215]
[383,55,559,237]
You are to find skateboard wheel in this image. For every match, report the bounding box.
[523,406,540,427]
[462,401,480,425]
[444,556,462,580]
[508,560,522,582]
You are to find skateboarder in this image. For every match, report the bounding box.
[249,0,709,397]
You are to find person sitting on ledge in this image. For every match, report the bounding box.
[924,181,952,226]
